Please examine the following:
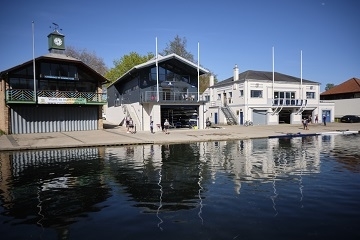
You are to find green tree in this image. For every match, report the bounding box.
[161,35,194,61]
[325,83,335,91]
[105,52,154,84]
[65,46,108,76]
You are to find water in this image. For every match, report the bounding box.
[0,134,359,240]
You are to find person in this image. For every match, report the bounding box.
[302,118,306,130]
[150,120,154,134]
[302,118,308,130]
[206,119,211,129]
[126,116,130,133]
[323,114,326,126]
[308,115,312,124]
[315,114,318,123]
[164,119,170,134]
[129,118,134,133]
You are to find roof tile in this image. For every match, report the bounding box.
[321,78,360,95]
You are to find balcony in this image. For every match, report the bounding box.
[141,91,207,104]
[272,98,307,106]
[6,89,107,105]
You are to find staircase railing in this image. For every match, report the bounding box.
[221,105,238,125]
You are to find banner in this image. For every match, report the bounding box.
[38,97,87,104]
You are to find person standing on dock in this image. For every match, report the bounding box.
[164,119,170,134]
[323,114,326,126]
[150,120,154,134]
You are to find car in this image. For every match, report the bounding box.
[175,122,182,128]
[340,115,360,123]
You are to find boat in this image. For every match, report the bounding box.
[319,130,359,135]
[268,132,319,139]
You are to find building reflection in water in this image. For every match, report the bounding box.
[0,134,359,239]
[0,147,109,239]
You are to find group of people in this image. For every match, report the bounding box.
[125,117,135,133]
[303,114,327,130]
[149,119,170,134]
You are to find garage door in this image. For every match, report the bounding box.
[252,110,267,125]
[11,105,98,134]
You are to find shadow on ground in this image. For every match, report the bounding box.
[103,121,121,129]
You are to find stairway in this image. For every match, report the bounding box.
[221,106,238,125]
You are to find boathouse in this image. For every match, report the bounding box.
[0,29,108,134]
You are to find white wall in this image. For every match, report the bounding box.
[330,98,360,118]
[106,104,126,125]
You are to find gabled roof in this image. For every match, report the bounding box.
[109,53,209,87]
[320,78,360,95]
[212,70,318,87]
[0,53,109,84]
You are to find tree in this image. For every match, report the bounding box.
[105,52,154,84]
[199,72,218,93]
[325,83,335,91]
[65,46,108,76]
[161,35,194,61]
[161,35,216,93]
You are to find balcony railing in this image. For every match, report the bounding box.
[142,91,207,103]
[209,98,307,107]
[272,98,307,106]
[6,89,107,105]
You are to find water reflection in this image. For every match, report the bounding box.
[0,134,359,239]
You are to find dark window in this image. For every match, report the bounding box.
[251,90,262,98]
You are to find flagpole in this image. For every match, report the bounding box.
[197,42,200,102]
[272,46,274,99]
[156,37,159,102]
[32,21,36,102]
[300,50,303,99]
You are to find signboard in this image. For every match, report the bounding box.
[38,97,87,104]
[44,75,77,80]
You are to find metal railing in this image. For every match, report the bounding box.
[272,98,307,106]
[142,91,207,103]
[6,89,106,105]
[6,89,35,103]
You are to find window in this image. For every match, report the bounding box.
[306,92,315,99]
[251,90,262,98]
[239,89,243,97]
[274,91,295,99]
[229,92,232,98]
[217,94,221,100]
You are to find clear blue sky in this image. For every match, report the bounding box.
[1,0,359,91]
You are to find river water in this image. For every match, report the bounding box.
[0,134,359,240]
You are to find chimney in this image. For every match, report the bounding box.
[209,75,214,87]
[233,64,239,81]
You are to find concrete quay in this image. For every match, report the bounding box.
[1,122,360,152]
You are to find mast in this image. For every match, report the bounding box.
[272,46,274,99]
[300,50,303,99]
[197,42,200,102]
[32,21,36,102]
[156,37,159,102]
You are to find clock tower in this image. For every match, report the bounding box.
[47,29,65,53]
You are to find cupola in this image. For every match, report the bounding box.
[47,25,65,53]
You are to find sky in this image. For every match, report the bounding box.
[1,0,359,91]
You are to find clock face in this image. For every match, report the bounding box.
[54,37,62,46]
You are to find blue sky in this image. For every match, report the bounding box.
[1,0,359,91]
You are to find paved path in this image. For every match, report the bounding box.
[1,122,360,151]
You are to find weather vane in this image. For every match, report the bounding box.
[50,22,62,31]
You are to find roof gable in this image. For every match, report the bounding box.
[213,70,318,87]
[0,53,108,84]
[109,53,209,87]
[321,78,360,95]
